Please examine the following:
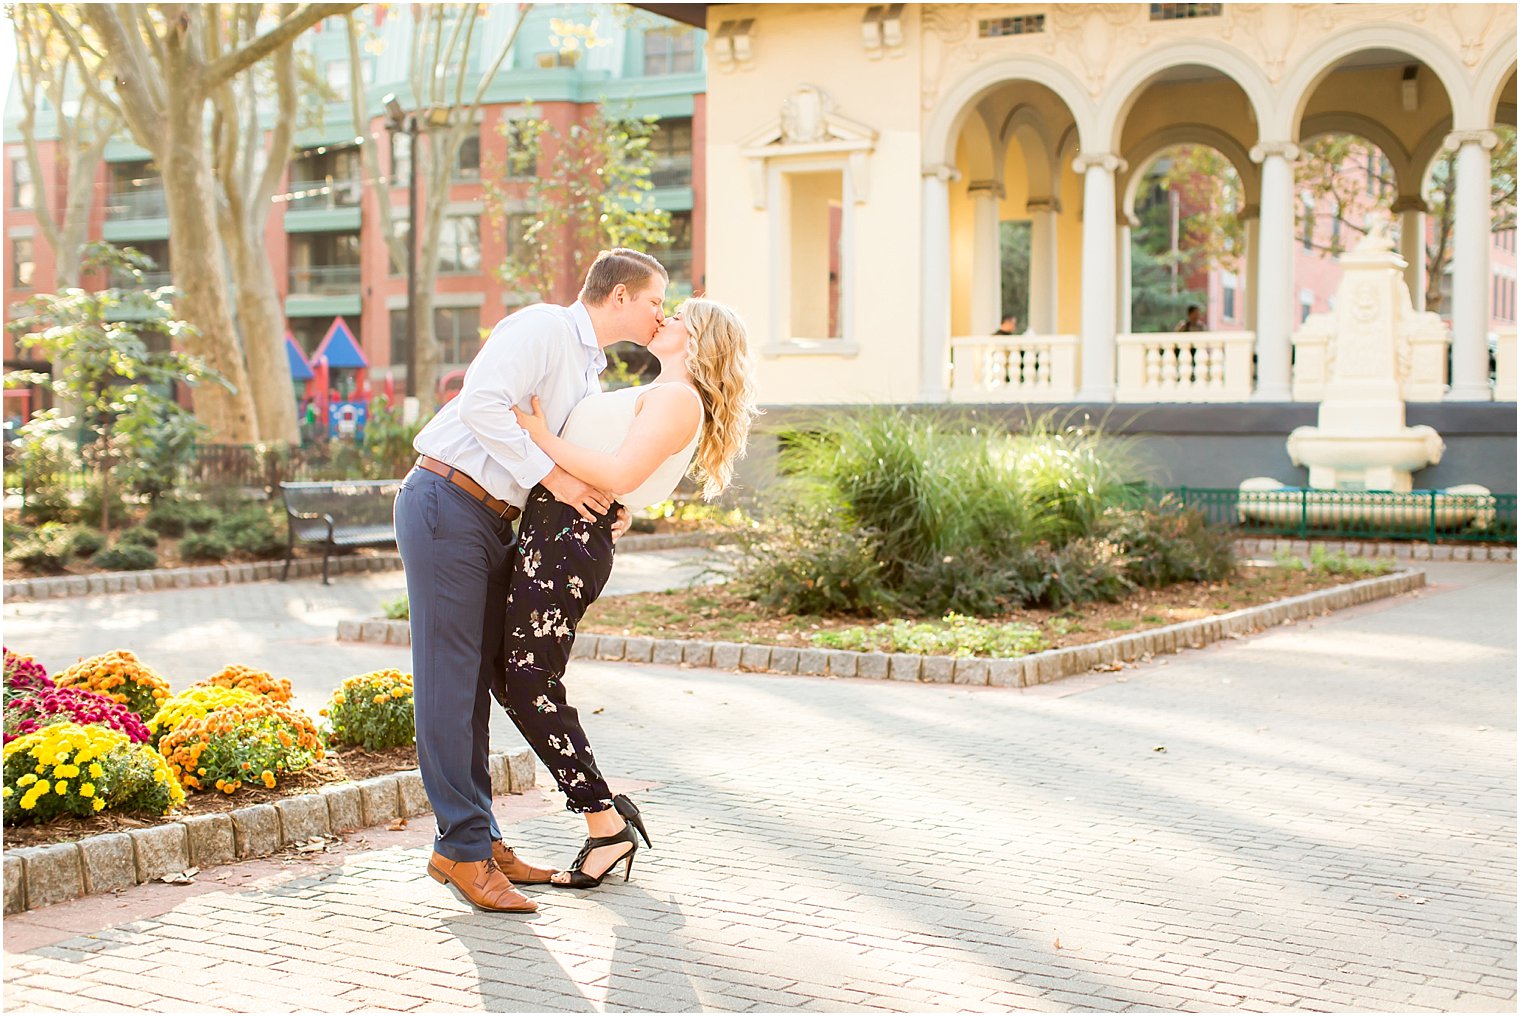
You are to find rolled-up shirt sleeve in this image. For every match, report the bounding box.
[456,315,558,489]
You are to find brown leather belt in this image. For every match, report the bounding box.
[415,456,521,521]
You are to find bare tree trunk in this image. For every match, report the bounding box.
[413,126,468,414]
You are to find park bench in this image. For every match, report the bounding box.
[279,479,401,585]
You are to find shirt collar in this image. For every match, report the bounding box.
[568,300,606,374]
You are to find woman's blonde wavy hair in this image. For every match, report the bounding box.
[678,298,760,500]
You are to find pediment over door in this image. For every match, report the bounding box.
[740,86,878,208]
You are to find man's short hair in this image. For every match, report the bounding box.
[579,248,668,305]
[1186,304,1202,314]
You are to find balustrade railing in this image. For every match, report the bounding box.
[949,334,1079,401]
[1115,331,1254,402]
[285,178,362,211]
[105,187,168,221]
[289,264,361,295]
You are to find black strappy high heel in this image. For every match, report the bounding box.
[553,794,652,889]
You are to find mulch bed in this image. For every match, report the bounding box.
[580,563,1386,651]
[2,744,418,850]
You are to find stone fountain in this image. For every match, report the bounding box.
[1239,223,1494,532]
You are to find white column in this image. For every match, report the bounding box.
[968,180,1003,336]
[1118,212,1134,336]
[1392,195,1428,312]
[1074,153,1124,401]
[1027,197,1061,333]
[1250,142,1299,401]
[1241,203,1259,334]
[919,164,957,401]
[1446,130,1499,400]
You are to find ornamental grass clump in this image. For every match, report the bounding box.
[159,700,324,794]
[191,664,294,704]
[147,686,264,750]
[2,722,184,824]
[51,650,171,722]
[321,669,415,750]
[4,685,152,745]
[3,648,53,706]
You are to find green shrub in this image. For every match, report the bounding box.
[145,499,218,537]
[1100,499,1236,587]
[6,523,74,573]
[811,613,1048,658]
[1308,546,1394,577]
[322,669,415,750]
[383,595,410,621]
[214,504,284,559]
[95,544,159,571]
[179,531,231,562]
[117,525,160,549]
[727,499,893,616]
[64,526,106,559]
[75,486,133,531]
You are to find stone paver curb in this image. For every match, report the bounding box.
[2,531,721,603]
[3,748,534,915]
[341,569,1427,689]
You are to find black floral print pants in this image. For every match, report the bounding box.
[492,484,619,814]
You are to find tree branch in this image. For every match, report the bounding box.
[202,2,358,89]
[470,4,530,110]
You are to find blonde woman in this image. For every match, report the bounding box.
[499,298,759,889]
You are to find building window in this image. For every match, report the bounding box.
[653,212,693,292]
[786,170,845,341]
[1299,289,1315,324]
[1150,3,1222,20]
[11,158,34,210]
[324,62,348,101]
[390,131,411,185]
[1222,273,1237,322]
[435,306,483,366]
[504,213,538,262]
[454,130,481,181]
[978,15,1044,37]
[437,215,481,274]
[107,160,165,220]
[649,118,693,188]
[643,27,695,75]
[503,120,539,180]
[388,218,411,277]
[288,232,361,294]
[12,237,35,288]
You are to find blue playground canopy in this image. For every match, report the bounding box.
[310,317,368,369]
[285,334,314,381]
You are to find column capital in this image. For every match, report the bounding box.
[1390,195,1428,214]
[1072,152,1126,175]
[1025,196,1062,214]
[1249,141,1300,163]
[966,179,1005,199]
[922,162,962,183]
[1443,129,1500,152]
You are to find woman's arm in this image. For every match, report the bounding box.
[512,386,700,494]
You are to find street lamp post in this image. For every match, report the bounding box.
[383,94,420,412]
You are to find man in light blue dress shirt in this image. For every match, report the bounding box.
[396,249,668,913]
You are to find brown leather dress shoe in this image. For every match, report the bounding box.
[492,840,557,885]
[426,852,537,913]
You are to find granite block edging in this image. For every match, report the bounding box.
[4,553,405,602]
[1233,536,1513,563]
[2,748,534,916]
[347,570,1424,682]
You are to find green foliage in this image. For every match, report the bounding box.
[362,396,427,479]
[322,670,414,751]
[1131,167,1208,333]
[63,526,106,559]
[3,243,219,534]
[179,531,231,563]
[1100,499,1237,587]
[999,221,1030,327]
[120,413,202,503]
[95,543,159,572]
[9,422,81,525]
[727,499,893,617]
[382,595,410,621]
[145,499,217,537]
[213,503,285,559]
[117,525,160,549]
[1307,546,1395,577]
[6,522,75,574]
[1271,548,1307,571]
[811,614,1049,658]
[489,105,671,302]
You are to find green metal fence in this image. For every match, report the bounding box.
[1167,486,1518,545]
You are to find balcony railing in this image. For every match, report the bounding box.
[105,187,168,221]
[1115,331,1254,402]
[289,264,361,295]
[286,178,362,212]
[650,156,693,189]
[950,334,1080,402]
[109,270,173,290]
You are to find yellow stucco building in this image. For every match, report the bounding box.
[657,2,1515,416]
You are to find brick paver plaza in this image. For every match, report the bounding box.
[3,557,1515,1012]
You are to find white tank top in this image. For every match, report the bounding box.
[558,382,703,510]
